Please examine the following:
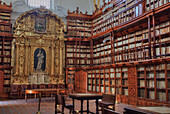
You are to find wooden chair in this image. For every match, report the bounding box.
[10,84,20,99]
[98,93,116,111]
[102,108,120,114]
[55,94,73,114]
[20,84,29,98]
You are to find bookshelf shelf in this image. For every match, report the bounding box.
[0,1,12,99]
[65,0,170,107]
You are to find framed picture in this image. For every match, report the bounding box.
[35,17,46,33]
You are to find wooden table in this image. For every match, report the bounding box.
[25,88,61,102]
[25,88,64,114]
[69,93,103,114]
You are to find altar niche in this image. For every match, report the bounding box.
[34,48,46,71]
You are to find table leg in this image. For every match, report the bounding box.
[73,98,75,114]
[37,93,41,114]
[35,93,37,99]
[81,100,83,114]
[87,100,89,114]
[55,95,57,114]
[96,99,99,114]
[25,93,27,102]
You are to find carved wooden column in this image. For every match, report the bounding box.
[90,40,93,66]
[110,31,115,63]
[152,14,156,58]
[148,16,152,59]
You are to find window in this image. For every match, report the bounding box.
[28,0,51,9]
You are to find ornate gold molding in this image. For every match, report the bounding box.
[12,7,66,85]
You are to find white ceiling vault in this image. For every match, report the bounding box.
[1,0,104,14]
[1,0,106,25]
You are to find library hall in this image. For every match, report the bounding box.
[0,0,170,114]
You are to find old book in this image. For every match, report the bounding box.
[149,91,155,99]
[140,80,145,87]
[157,81,165,88]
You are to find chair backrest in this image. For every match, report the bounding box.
[56,94,65,106]
[58,84,65,89]
[39,84,46,89]
[31,84,37,89]
[21,84,28,91]
[102,93,116,103]
[48,84,55,88]
[11,84,19,92]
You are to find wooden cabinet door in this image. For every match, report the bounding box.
[75,70,87,93]
[128,67,137,105]
[0,70,4,95]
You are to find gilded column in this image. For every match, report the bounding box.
[59,41,63,75]
[51,41,54,75]
[15,44,19,75]
[25,42,29,75]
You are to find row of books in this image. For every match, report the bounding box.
[92,1,139,34]
[0,20,10,24]
[68,19,91,23]
[0,25,11,30]
[0,15,10,20]
[93,1,169,37]
[93,57,112,64]
[146,0,168,11]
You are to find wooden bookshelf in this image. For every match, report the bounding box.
[66,0,170,106]
[67,7,92,39]
[0,1,13,99]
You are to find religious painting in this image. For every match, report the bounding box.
[34,48,46,71]
[35,17,46,33]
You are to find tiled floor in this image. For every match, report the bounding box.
[0,97,131,114]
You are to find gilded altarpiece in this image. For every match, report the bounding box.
[12,7,66,85]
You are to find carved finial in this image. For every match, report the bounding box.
[0,1,2,4]
[67,9,70,14]
[103,0,106,4]
[3,2,6,5]
[95,4,98,10]
[10,2,12,7]
[85,11,88,15]
[76,7,79,13]
[40,5,46,9]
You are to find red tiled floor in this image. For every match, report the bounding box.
[0,97,131,114]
